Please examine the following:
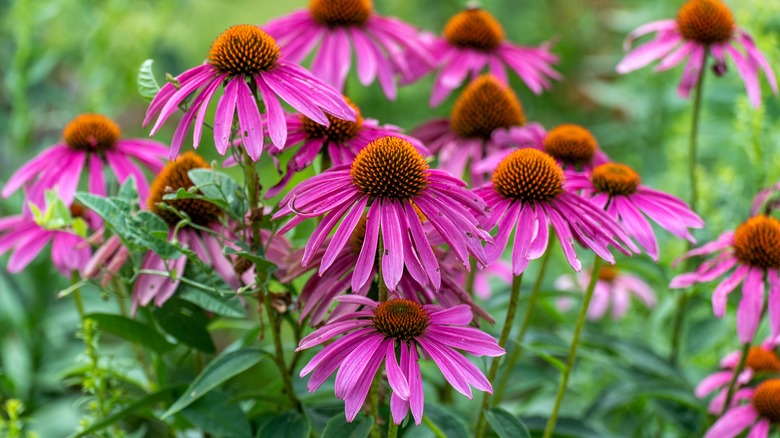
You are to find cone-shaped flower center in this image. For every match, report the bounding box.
[733,216,780,270]
[746,347,780,373]
[676,0,734,45]
[302,97,364,142]
[350,136,429,200]
[148,152,223,227]
[493,149,564,202]
[310,0,372,27]
[69,203,86,219]
[591,163,641,196]
[598,265,618,282]
[208,25,281,75]
[544,124,597,167]
[450,75,525,139]
[444,8,505,51]
[63,114,120,152]
[753,379,780,423]
[372,299,430,341]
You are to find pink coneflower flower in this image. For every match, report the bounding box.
[2,114,167,206]
[144,24,355,160]
[671,215,780,342]
[262,0,432,100]
[410,7,560,106]
[751,182,780,217]
[234,229,293,288]
[555,265,657,320]
[566,162,704,261]
[297,296,505,423]
[0,203,92,276]
[274,135,490,292]
[412,75,534,186]
[616,0,777,108]
[266,97,426,197]
[704,379,780,438]
[474,148,636,275]
[696,338,780,414]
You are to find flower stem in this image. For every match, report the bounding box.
[721,342,751,415]
[670,55,707,365]
[369,237,387,437]
[387,419,399,438]
[542,257,603,438]
[475,273,523,438]
[465,258,477,297]
[493,242,554,405]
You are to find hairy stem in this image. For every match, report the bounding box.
[475,273,523,438]
[721,342,751,415]
[543,258,603,438]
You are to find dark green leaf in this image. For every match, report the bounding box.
[521,417,609,438]
[86,313,174,353]
[137,59,161,102]
[420,404,469,438]
[485,408,531,438]
[321,413,373,438]
[188,168,245,219]
[257,411,311,438]
[180,391,252,438]
[154,299,215,353]
[162,347,266,418]
[176,263,245,317]
[224,246,277,275]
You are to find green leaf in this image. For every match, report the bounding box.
[180,391,252,438]
[188,168,245,219]
[178,288,245,318]
[321,413,373,438]
[420,404,469,438]
[224,246,277,275]
[86,313,174,353]
[162,347,267,418]
[137,59,161,102]
[154,299,216,353]
[257,411,311,438]
[71,385,183,438]
[485,408,531,438]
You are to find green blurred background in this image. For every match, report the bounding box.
[1,0,779,436]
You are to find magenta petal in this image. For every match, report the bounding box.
[385,342,410,400]
[380,200,404,290]
[234,78,265,161]
[703,405,758,438]
[736,267,764,343]
[213,78,239,155]
[254,74,288,148]
[353,201,381,292]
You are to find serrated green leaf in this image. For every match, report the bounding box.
[321,413,373,438]
[180,391,252,438]
[188,168,245,219]
[486,408,531,438]
[257,411,311,438]
[162,347,267,418]
[137,59,161,102]
[178,288,245,318]
[154,299,216,353]
[86,313,174,353]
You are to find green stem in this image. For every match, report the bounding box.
[493,242,554,405]
[670,54,707,365]
[71,272,86,320]
[370,237,386,437]
[422,415,447,438]
[387,419,399,438]
[542,258,603,438]
[721,342,751,415]
[475,274,523,438]
[465,258,477,297]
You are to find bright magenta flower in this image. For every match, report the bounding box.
[671,215,780,343]
[263,0,432,99]
[617,0,777,107]
[144,25,355,160]
[2,114,167,206]
[297,296,504,424]
[274,136,490,292]
[704,379,780,438]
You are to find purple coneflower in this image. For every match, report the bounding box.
[262,0,431,100]
[705,379,780,438]
[616,0,777,108]
[266,97,426,197]
[555,265,656,320]
[409,7,559,106]
[297,296,504,423]
[474,148,636,275]
[144,24,355,160]
[0,203,92,276]
[412,75,534,186]
[2,114,167,206]
[671,215,780,342]
[274,135,490,292]
[697,338,780,414]
[566,162,704,261]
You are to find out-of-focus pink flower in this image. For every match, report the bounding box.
[617,0,777,108]
[555,265,656,320]
[704,379,780,438]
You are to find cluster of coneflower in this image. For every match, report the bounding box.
[0,0,777,436]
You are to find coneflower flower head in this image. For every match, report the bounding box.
[144,24,355,160]
[617,0,777,107]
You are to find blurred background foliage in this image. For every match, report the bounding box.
[1,0,779,436]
